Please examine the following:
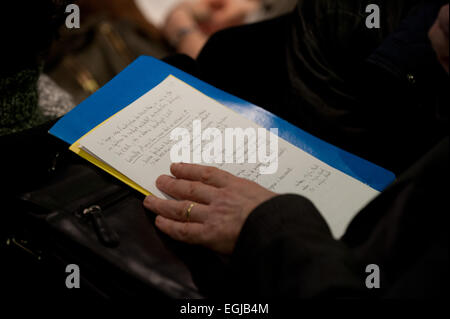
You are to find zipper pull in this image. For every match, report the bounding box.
[83,205,120,248]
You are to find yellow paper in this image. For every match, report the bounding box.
[69,142,151,196]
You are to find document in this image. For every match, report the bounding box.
[75,76,379,238]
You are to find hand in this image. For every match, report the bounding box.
[199,0,260,34]
[163,2,200,46]
[429,4,449,73]
[164,0,260,41]
[163,0,219,43]
[143,163,277,255]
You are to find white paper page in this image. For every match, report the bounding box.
[79,76,379,238]
[134,0,183,27]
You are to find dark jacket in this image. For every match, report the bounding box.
[226,136,448,298]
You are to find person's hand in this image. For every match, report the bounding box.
[163,2,201,46]
[143,163,277,255]
[429,4,449,73]
[164,0,260,42]
[199,0,260,35]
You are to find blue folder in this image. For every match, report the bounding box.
[49,56,395,192]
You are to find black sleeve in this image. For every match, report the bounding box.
[224,194,367,298]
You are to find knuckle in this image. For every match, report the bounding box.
[178,223,190,240]
[215,188,225,198]
[214,188,238,208]
[200,167,216,183]
[176,202,188,219]
[187,182,197,197]
[217,187,232,199]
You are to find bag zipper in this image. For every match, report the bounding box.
[77,189,131,248]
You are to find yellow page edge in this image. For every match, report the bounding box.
[69,142,151,196]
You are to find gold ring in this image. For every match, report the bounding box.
[186,203,195,222]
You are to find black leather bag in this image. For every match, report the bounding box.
[6,148,204,298]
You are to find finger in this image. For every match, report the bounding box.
[144,196,208,223]
[155,215,206,245]
[170,163,233,187]
[438,5,449,36]
[431,23,449,52]
[430,24,449,68]
[156,174,218,203]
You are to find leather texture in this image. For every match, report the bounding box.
[18,155,202,298]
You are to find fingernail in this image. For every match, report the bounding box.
[156,175,172,187]
[171,163,181,172]
[156,177,163,187]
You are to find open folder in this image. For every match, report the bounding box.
[50,56,395,238]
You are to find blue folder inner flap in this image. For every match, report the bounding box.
[49,56,395,191]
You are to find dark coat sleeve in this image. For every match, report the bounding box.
[223,138,449,299]
[224,194,368,298]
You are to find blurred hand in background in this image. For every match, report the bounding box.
[164,0,261,58]
[196,0,260,34]
[429,4,449,73]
